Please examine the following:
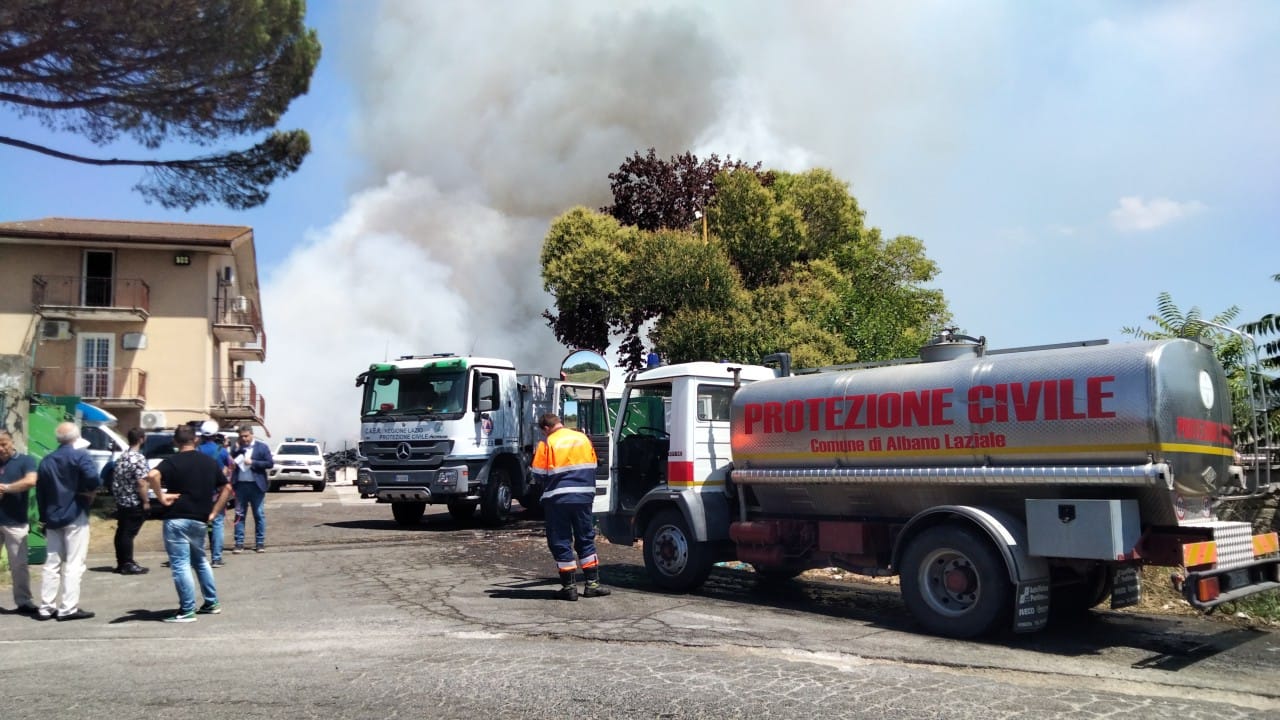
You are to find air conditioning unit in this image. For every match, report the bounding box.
[40,320,72,341]
[230,295,249,313]
[140,411,167,430]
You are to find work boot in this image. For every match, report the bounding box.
[582,567,610,597]
[582,582,611,598]
[556,569,578,601]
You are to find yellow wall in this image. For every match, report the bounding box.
[0,241,246,433]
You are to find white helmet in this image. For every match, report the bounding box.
[200,420,220,436]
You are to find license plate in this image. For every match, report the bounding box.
[395,474,408,483]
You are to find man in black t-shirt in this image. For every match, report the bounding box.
[146,425,232,623]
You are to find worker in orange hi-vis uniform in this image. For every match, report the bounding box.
[531,413,609,601]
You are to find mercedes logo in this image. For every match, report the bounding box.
[395,442,412,460]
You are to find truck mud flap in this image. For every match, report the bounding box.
[1110,565,1141,609]
[1014,579,1050,632]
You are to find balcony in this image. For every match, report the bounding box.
[213,293,263,344]
[228,328,267,362]
[32,275,150,321]
[210,378,267,426]
[33,366,147,408]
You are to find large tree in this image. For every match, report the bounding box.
[0,0,320,209]
[543,157,950,370]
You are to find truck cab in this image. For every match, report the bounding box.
[355,352,612,527]
[600,362,775,563]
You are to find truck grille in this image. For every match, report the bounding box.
[361,440,454,471]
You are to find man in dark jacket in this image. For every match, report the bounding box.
[147,424,232,623]
[35,422,101,621]
[230,425,272,553]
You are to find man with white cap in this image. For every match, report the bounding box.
[196,421,233,567]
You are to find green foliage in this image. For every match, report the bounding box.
[543,159,951,370]
[1239,273,1280,440]
[0,0,321,209]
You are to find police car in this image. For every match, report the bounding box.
[268,437,327,492]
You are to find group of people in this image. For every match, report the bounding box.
[4,412,605,618]
[0,421,273,623]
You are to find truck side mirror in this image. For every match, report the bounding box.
[477,398,494,413]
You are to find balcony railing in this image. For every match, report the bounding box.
[213,293,263,344]
[33,366,147,406]
[211,378,267,425]
[228,328,267,362]
[32,275,151,318]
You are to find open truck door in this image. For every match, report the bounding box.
[555,350,612,515]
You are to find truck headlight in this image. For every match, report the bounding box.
[437,468,458,484]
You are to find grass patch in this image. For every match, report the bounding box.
[1217,592,1280,623]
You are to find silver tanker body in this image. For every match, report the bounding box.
[730,338,1234,526]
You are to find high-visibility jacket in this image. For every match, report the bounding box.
[531,427,597,505]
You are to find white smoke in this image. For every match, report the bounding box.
[253,1,1278,446]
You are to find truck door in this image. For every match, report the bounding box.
[557,383,612,514]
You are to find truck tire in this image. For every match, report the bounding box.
[312,480,326,493]
[447,500,477,523]
[480,467,513,526]
[899,524,1012,639]
[643,508,713,592]
[391,502,426,526]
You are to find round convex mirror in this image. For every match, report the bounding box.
[560,349,609,384]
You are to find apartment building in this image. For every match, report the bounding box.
[0,217,268,434]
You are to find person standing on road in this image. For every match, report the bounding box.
[35,422,101,621]
[197,421,234,567]
[0,430,39,614]
[110,427,151,575]
[147,424,232,622]
[531,413,610,601]
[231,425,272,553]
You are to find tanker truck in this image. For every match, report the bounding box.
[596,332,1280,638]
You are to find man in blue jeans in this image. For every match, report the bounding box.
[231,425,272,553]
[147,424,232,623]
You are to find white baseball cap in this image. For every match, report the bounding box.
[200,420,220,435]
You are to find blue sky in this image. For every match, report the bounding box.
[2,1,1277,443]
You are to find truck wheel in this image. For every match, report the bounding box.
[480,467,513,525]
[447,500,477,523]
[643,508,713,592]
[391,502,426,526]
[312,480,326,493]
[899,524,1012,639]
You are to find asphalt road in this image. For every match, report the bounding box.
[2,485,1278,719]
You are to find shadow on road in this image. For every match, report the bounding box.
[485,577,564,601]
[594,561,1271,668]
[109,609,182,624]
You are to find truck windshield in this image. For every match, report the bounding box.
[618,383,671,439]
[361,369,467,417]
